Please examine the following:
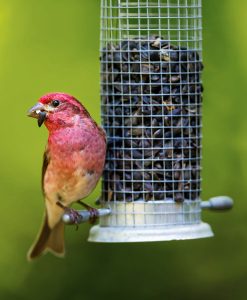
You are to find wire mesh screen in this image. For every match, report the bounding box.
[100,0,203,204]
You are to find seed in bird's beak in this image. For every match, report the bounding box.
[38,111,47,127]
[27,102,47,127]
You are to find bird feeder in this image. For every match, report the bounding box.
[64,0,233,241]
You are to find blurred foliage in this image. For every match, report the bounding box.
[0,0,246,299]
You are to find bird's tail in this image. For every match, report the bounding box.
[27,211,65,261]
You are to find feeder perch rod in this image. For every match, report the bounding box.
[62,208,111,225]
[62,196,233,225]
[201,196,233,211]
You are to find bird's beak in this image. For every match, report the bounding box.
[27,102,47,127]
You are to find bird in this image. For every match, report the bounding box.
[27,92,106,260]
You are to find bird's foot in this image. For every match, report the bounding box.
[56,202,82,230]
[65,208,83,229]
[77,201,99,224]
[88,207,99,224]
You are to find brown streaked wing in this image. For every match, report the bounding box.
[42,148,50,195]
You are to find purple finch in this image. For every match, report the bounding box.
[27,93,106,260]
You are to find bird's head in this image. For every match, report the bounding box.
[27,93,91,130]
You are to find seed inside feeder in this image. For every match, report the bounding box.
[101,36,203,203]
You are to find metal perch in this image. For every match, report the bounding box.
[62,208,111,225]
[62,196,233,225]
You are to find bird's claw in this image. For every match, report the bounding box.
[57,201,82,229]
[77,200,99,224]
[64,208,82,229]
[57,201,99,227]
[88,207,99,224]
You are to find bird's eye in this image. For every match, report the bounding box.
[51,100,60,107]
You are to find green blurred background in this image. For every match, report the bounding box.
[0,0,246,299]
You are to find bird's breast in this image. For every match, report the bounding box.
[44,159,102,204]
[43,125,106,204]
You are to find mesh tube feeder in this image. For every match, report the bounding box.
[64,0,233,241]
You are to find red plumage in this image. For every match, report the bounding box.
[27,93,106,260]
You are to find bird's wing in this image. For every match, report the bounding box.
[42,147,50,195]
[98,125,107,143]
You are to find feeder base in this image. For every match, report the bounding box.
[88,222,213,243]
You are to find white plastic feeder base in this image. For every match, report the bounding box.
[88,200,214,243]
[88,222,213,243]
